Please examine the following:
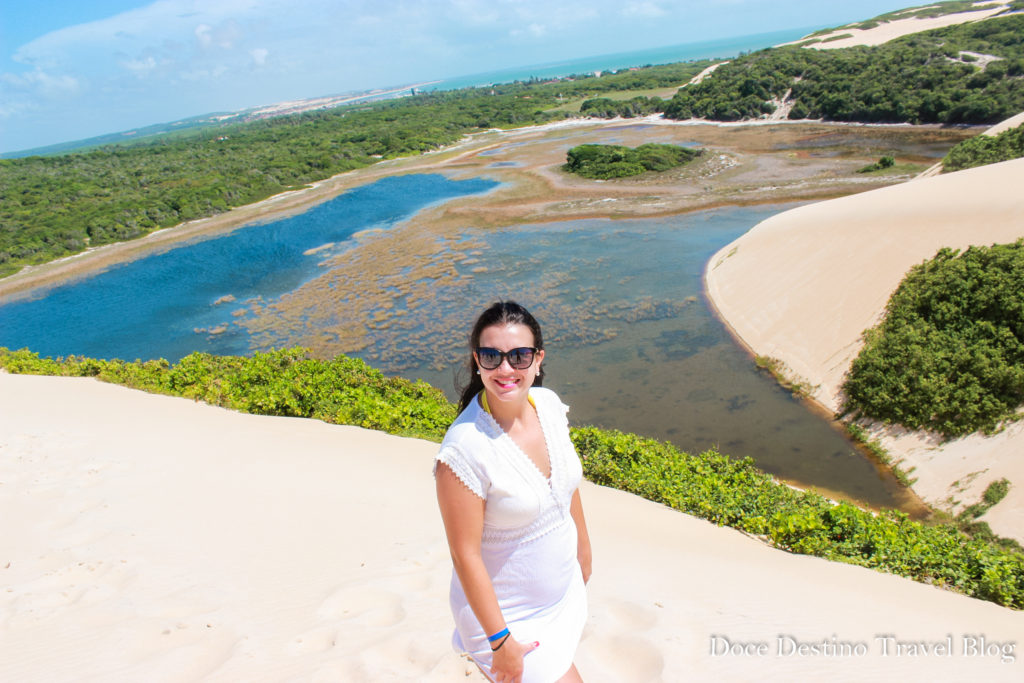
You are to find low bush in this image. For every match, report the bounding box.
[0,347,455,441]
[943,122,1024,172]
[579,96,665,118]
[856,155,895,173]
[842,240,1024,437]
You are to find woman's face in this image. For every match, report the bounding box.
[475,322,544,406]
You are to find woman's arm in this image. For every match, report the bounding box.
[436,462,537,681]
[570,488,592,584]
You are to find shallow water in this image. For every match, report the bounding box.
[0,174,915,511]
[401,212,916,510]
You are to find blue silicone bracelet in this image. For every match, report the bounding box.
[487,627,510,642]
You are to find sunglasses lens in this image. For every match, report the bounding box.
[477,348,502,369]
[508,348,534,369]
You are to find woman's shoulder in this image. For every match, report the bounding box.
[529,386,569,414]
[440,398,489,449]
[528,385,559,402]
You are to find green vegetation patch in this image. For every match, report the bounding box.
[0,347,456,441]
[856,155,896,173]
[842,240,1024,437]
[943,122,1024,172]
[664,14,1024,124]
[563,143,700,179]
[3,346,1023,608]
[578,95,665,118]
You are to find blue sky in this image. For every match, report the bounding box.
[2,0,920,153]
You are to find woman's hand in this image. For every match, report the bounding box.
[577,543,593,585]
[570,489,592,585]
[490,637,540,683]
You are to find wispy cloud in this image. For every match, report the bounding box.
[623,2,668,18]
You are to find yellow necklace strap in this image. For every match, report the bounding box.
[479,390,535,415]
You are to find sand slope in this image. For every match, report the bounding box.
[705,157,1024,540]
[794,3,1010,50]
[2,372,1023,681]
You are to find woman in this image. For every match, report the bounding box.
[434,301,592,683]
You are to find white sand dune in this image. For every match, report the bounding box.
[787,2,1011,50]
[705,156,1024,542]
[2,372,1023,681]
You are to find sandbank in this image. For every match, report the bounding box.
[705,156,1024,541]
[788,2,1011,50]
[2,371,1023,681]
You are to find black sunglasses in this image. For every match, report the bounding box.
[476,346,538,370]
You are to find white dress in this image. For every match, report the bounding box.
[434,386,586,683]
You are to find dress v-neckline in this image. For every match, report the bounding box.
[480,391,554,486]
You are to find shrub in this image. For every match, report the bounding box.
[943,122,1024,172]
[842,240,1024,437]
[856,155,896,173]
[0,347,455,441]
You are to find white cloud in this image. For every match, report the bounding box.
[250,47,269,66]
[622,1,667,18]
[1,69,81,95]
[0,68,82,121]
[120,55,159,74]
[194,23,213,48]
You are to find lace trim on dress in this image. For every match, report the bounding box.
[434,445,486,500]
[482,505,568,546]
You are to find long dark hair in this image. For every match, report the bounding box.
[456,301,545,415]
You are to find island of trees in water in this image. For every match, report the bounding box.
[563,143,701,179]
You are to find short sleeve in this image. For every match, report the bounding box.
[434,442,489,500]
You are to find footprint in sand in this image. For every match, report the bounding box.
[603,598,660,631]
[579,634,664,682]
[316,585,405,627]
[285,625,341,655]
[8,558,133,616]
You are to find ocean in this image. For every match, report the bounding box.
[430,27,813,91]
